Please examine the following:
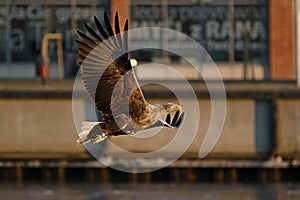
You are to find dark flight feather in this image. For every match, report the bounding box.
[76,12,149,137]
[76,12,183,144]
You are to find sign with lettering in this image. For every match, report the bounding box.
[0,3,108,62]
[131,1,268,62]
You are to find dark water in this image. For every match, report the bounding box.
[1,182,300,200]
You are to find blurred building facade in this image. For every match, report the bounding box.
[1,1,300,181]
[0,0,297,80]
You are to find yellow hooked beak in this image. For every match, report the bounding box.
[174,105,182,113]
[165,103,182,113]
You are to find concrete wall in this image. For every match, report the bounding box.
[0,97,257,159]
[136,63,265,80]
[106,99,257,158]
[276,99,300,158]
[0,99,86,158]
[1,96,300,159]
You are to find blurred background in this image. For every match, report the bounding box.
[1,0,300,199]
[1,0,271,80]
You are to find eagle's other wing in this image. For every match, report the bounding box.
[76,12,149,133]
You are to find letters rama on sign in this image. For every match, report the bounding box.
[0,1,268,64]
[131,1,268,62]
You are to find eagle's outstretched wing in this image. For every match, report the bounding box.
[76,12,150,135]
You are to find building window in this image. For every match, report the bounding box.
[130,0,269,80]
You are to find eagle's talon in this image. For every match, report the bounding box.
[173,112,184,128]
[172,111,180,125]
[175,112,184,127]
[163,111,184,129]
[166,114,171,124]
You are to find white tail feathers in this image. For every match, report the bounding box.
[76,121,99,145]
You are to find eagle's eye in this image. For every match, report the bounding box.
[163,103,173,110]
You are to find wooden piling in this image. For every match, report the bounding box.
[144,171,152,183]
[130,169,138,183]
[16,166,23,183]
[100,168,110,183]
[214,169,224,182]
[58,167,65,183]
[258,169,267,182]
[230,168,238,182]
[186,168,196,182]
[172,168,180,183]
[43,168,53,182]
[273,168,281,182]
[85,168,94,181]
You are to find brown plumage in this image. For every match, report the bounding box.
[76,11,183,144]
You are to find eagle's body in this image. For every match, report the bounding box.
[76,12,183,144]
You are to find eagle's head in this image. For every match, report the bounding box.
[163,103,182,113]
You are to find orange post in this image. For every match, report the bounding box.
[41,33,64,80]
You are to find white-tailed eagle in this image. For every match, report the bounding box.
[76,11,184,144]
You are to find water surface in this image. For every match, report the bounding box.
[1,182,300,200]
